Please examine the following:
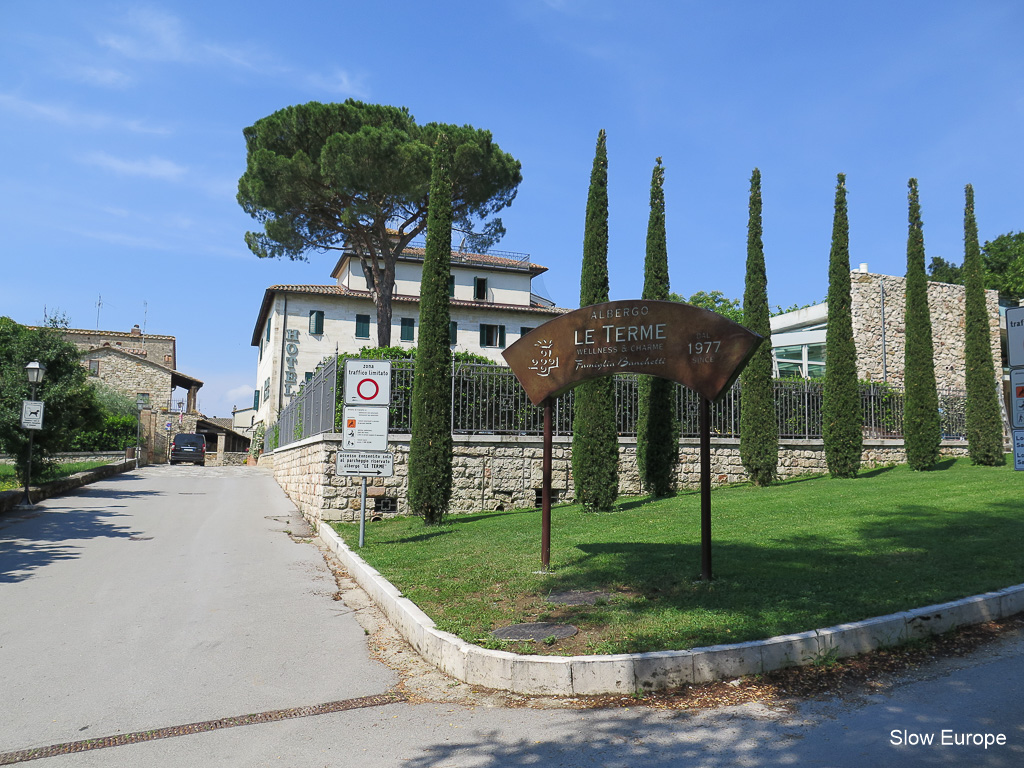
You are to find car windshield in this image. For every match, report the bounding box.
[174,435,204,447]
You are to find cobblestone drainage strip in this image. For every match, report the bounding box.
[0,692,405,766]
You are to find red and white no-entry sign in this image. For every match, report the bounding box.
[343,360,392,406]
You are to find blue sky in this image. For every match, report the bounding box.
[2,1,1023,417]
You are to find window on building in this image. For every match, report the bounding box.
[479,324,506,348]
[137,393,150,407]
[400,317,415,342]
[309,310,325,335]
[305,371,314,383]
[263,377,271,402]
[355,314,370,339]
[449,321,458,346]
[773,343,826,379]
[265,322,271,342]
[253,389,260,410]
[520,326,534,338]
[448,275,455,298]
[474,277,487,301]
[88,360,99,376]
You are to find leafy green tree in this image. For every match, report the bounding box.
[0,318,103,483]
[739,168,778,486]
[571,130,619,512]
[927,256,963,285]
[670,291,744,324]
[69,382,138,451]
[636,158,678,496]
[962,185,1005,466]
[903,178,941,470]
[984,231,1024,301]
[237,100,522,346]
[821,174,861,478]
[408,136,455,524]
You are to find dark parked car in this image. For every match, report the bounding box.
[170,433,206,466]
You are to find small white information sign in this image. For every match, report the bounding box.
[1014,431,1024,471]
[344,360,392,406]
[337,451,394,477]
[21,400,44,430]
[342,406,389,451]
[1011,369,1024,430]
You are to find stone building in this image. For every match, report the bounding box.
[250,243,568,426]
[770,268,1002,390]
[79,346,203,413]
[58,324,177,369]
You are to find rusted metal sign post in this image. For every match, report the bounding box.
[503,299,762,579]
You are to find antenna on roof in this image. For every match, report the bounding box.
[142,301,148,336]
[95,294,102,329]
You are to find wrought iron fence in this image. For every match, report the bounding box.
[265,358,969,449]
[267,357,338,451]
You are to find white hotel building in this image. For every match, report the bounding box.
[250,244,567,426]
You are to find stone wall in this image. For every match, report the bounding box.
[206,451,250,467]
[851,272,1001,390]
[270,433,971,527]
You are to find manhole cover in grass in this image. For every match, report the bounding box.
[547,590,611,606]
[491,623,578,641]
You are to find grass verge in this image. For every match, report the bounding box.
[0,461,111,492]
[331,456,1024,656]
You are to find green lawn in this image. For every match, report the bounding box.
[332,457,1024,656]
[0,461,110,492]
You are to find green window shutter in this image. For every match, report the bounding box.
[265,322,271,342]
[309,310,324,335]
[355,314,370,338]
[448,275,455,297]
[498,325,506,348]
[479,325,487,346]
[401,317,415,342]
[520,326,533,337]
[449,321,458,345]
[253,389,260,410]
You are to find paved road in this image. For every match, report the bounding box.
[2,466,1023,767]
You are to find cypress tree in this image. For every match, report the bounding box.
[636,158,678,496]
[903,178,942,470]
[963,184,1005,466]
[821,173,862,478]
[739,168,778,486]
[572,130,619,512]
[408,135,454,524]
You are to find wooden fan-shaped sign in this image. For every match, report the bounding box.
[503,299,762,404]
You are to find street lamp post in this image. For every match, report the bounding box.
[19,361,46,508]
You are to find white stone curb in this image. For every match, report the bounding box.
[318,523,1024,695]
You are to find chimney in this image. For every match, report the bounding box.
[131,324,142,336]
[858,263,869,274]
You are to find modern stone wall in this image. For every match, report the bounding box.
[270,433,971,527]
[851,272,1001,390]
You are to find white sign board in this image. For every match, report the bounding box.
[1014,431,1024,471]
[1011,369,1024,430]
[1007,307,1024,369]
[337,451,394,477]
[342,406,389,451]
[344,360,392,406]
[21,400,44,430]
